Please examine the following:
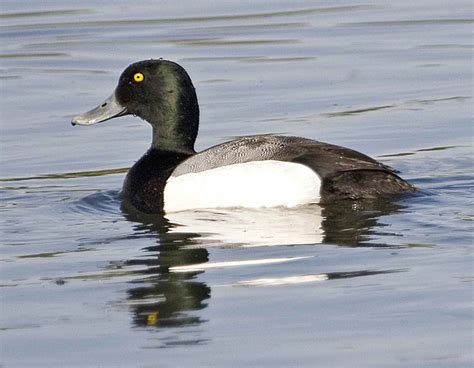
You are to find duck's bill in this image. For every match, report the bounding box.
[71,92,128,126]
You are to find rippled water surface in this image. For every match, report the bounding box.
[1,1,473,367]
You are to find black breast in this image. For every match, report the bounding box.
[122,149,192,213]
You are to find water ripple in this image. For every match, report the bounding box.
[68,190,121,215]
[0,5,375,32]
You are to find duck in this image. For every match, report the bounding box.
[71,59,415,214]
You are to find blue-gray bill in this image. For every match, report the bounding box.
[71,92,128,126]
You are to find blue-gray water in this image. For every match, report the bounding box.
[1,1,473,367]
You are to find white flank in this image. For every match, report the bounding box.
[164,160,321,213]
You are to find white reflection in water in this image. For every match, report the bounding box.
[237,274,329,287]
[165,205,324,247]
[169,256,312,273]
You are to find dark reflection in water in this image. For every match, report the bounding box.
[118,196,408,329]
[321,198,407,247]
[122,214,210,329]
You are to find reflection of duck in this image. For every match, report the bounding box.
[118,197,403,330]
[165,207,324,247]
[121,216,210,328]
[162,198,404,247]
[321,199,406,246]
[72,59,415,214]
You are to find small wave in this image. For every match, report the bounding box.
[237,269,404,287]
[68,190,121,215]
[0,167,129,183]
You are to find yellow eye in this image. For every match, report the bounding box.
[133,72,144,83]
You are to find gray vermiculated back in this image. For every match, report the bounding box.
[171,135,392,178]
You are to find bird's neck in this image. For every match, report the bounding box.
[151,118,197,154]
[149,80,200,153]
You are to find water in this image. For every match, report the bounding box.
[1,1,473,366]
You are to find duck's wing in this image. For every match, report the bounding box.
[171,135,415,200]
[172,135,395,178]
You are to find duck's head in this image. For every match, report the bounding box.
[72,59,199,152]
